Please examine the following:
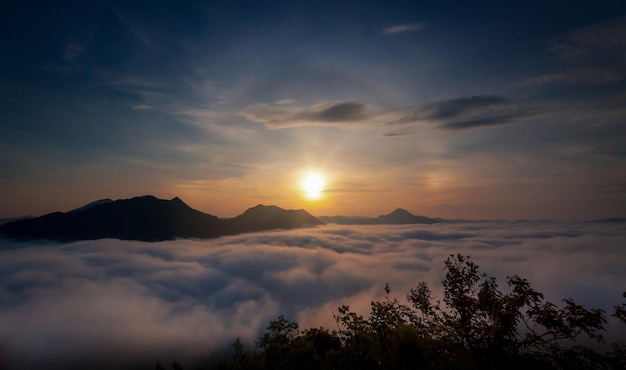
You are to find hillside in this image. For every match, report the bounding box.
[0,196,324,242]
[319,208,443,225]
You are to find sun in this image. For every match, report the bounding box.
[302,172,325,200]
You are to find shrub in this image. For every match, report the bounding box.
[185,254,625,369]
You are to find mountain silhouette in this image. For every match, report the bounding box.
[0,196,323,242]
[319,208,442,225]
[68,198,114,213]
[375,208,440,224]
[0,215,34,226]
[222,205,323,234]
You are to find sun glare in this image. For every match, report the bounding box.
[302,172,325,200]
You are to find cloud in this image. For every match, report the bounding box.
[241,101,373,128]
[62,43,85,63]
[380,131,411,138]
[0,221,625,369]
[520,16,626,87]
[241,96,534,131]
[33,64,77,76]
[387,95,535,130]
[131,104,154,110]
[383,23,427,34]
[517,68,625,86]
[110,5,151,45]
[309,101,369,121]
[549,16,626,63]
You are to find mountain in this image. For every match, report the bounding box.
[319,208,443,225]
[222,204,324,234]
[0,216,35,226]
[375,208,440,224]
[0,196,323,242]
[591,218,626,223]
[68,198,113,213]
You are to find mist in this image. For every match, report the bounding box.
[1,221,625,369]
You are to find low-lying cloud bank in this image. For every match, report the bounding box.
[1,221,625,369]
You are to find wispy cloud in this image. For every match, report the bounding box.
[549,16,626,62]
[242,96,536,131]
[131,104,154,110]
[34,64,77,76]
[99,72,171,90]
[520,16,626,87]
[241,101,373,128]
[110,5,151,45]
[517,68,625,86]
[387,95,535,130]
[62,42,85,62]
[383,22,427,34]
[380,131,411,138]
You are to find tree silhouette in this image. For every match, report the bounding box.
[182,254,626,369]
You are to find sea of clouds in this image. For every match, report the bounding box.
[1,221,625,369]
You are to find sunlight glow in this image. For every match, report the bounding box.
[302,172,325,200]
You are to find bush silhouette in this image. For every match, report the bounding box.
[191,254,626,369]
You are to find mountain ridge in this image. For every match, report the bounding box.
[0,196,323,242]
[319,208,445,225]
[0,196,453,242]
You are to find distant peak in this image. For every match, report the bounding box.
[381,208,414,218]
[255,204,282,209]
[133,195,157,200]
[245,204,280,212]
[390,208,411,215]
[69,198,114,213]
[169,196,190,207]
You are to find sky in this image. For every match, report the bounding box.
[1,221,625,369]
[2,0,626,219]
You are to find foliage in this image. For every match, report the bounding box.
[173,255,626,369]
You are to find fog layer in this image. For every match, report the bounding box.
[1,221,625,369]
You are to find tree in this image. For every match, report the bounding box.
[334,254,611,369]
[211,254,621,369]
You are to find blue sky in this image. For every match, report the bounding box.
[1,0,626,219]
